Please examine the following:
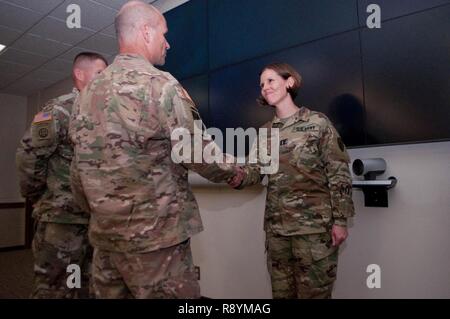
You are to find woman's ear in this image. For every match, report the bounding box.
[287,76,295,89]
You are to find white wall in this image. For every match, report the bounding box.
[335,141,450,298]
[0,78,72,248]
[0,93,28,248]
[191,185,272,299]
[0,93,27,203]
[190,141,450,298]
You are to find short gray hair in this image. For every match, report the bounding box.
[115,1,160,42]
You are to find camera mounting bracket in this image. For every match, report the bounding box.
[352,177,397,207]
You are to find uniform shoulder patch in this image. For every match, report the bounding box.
[33,111,52,123]
[175,85,195,106]
[31,111,55,147]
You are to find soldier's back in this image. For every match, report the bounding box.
[17,89,88,224]
[71,54,203,254]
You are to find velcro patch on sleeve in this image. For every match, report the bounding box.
[175,85,195,107]
[31,112,55,147]
[33,111,52,123]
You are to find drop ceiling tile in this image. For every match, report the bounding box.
[1,76,51,95]
[100,24,116,38]
[0,48,48,66]
[78,33,117,55]
[11,33,72,58]
[0,1,45,31]
[29,16,94,45]
[91,0,128,10]
[153,0,187,13]
[0,24,23,46]
[58,46,91,62]
[91,0,159,11]
[107,54,116,64]
[49,0,117,31]
[41,58,73,74]
[0,72,23,88]
[0,60,33,75]
[4,0,64,14]
[28,68,67,82]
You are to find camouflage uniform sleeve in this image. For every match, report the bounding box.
[68,98,90,213]
[160,80,238,183]
[237,139,264,189]
[16,102,60,202]
[70,157,90,213]
[238,122,275,189]
[319,118,355,226]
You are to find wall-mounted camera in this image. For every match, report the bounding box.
[351,158,397,207]
[352,158,386,180]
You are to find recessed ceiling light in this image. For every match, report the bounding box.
[0,44,6,53]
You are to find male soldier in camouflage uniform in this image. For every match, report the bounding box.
[233,63,355,298]
[69,1,242,299]
[16,52,107,298]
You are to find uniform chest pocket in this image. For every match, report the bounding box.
[290,132,321,167]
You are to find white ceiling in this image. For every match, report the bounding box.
[0,0,189,96]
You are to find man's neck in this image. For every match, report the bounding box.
[119,46,147,60]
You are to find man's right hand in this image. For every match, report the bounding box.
[228,166,246,188]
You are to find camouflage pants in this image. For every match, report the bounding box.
[31,221,92,299]
[92,239,200,299]
[266,231,338,299]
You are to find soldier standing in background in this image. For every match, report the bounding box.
[69,1,243,299]
[16,52,107,298]
[231,63,355,299]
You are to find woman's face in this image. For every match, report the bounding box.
[260,68,292,106]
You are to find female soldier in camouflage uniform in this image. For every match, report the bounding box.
[235,63,355,299]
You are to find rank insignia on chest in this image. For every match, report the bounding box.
[272,122,284,129]
[293,125,317,132]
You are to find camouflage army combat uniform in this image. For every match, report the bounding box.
[16,88,92,299]
[240,107,355,298]
[69,54,237,299]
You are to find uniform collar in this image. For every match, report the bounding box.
[115,53,150,64]
[114,53,160,72]
[71,87,80,98]
[272,106,310,128]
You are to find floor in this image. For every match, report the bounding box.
[0,249,33,298]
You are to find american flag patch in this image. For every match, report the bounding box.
[33,112,52,123]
